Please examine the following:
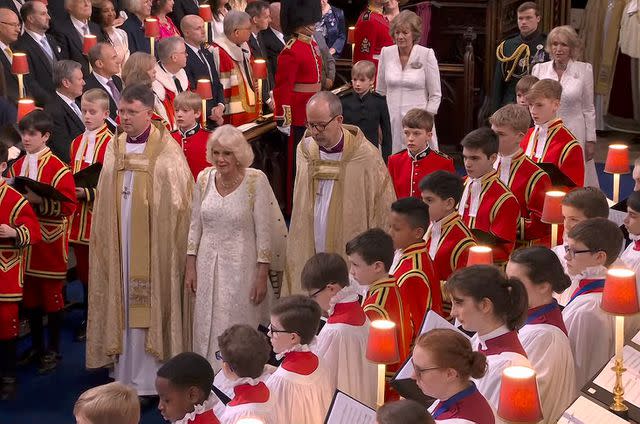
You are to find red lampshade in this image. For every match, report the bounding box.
[604,144,630,175]
[11,52,29,75]
[366,320,399,364]
[196,79,213,100]
[467,246,493,266]
[144,18,160,38]
[541,191,566,224]
[251,59,267,80]
[17,99,36,122]
[82,34,97,55]
[601,268,640,315]
[497,366,543,423]
[199,4,213,21]
[347,26,355,44]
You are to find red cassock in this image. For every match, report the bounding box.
[0,180,41,339]
[392,241,442,337]
[8,148,77,279]
[353,5,393,69]
[497,150,552,243]
[68,124,112,245]
[362,276,412,401]
[520,118,585,188]
[171,124,211,179]
[387,148,455,199]
[459,170,520,263]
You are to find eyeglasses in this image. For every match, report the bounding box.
[267,324,293,336]
[308,285,328,298]
[119,107,151,117]
[0,21,21,28]
[564,245,598,258]
[305,115,338,132]
[411,359,441,376]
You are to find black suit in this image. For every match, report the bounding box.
[14,32,63,106]
[260,27,284,88]
[83,72,122,120]
[47,1,68,23]
[50,16,104,76]
[247,33,272,111]
[121,13,151,55]
[44,94,85,163]
[0,50,20,104]
[184,44,224,127]
[170,0,200,29]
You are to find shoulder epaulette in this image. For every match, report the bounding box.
[284,38,295,49]
[433,149,451,159]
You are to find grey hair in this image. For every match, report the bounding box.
[546,25,582,60]
[223,10,250,37]
[157,36,185,62]
[206,125,254,168]
[87,42,110,67]
[307,91,342,116]
[53,60,82,88]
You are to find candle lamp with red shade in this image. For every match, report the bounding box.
[605,144,630,203]
[251,59,267,121]
[199,5,213,43]
[83,35,97,72]
[366,319,399,409]
[196,79,213,127]
[467,246,493,266]
[11,52,29,98]
[497,366,543,423]
[17,99,36,122]
[144,18,160,57]
[347,26,355,59]
[541,190,565,248]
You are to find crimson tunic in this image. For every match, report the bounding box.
[387,148,455,199]
[353,5,393,69]
[171,124,211,179]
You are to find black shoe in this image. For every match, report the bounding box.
[74,322,87,342]
[138,395,158,411]
[37,351,58,374]
[17,348,38,366]
[0,377,17,400]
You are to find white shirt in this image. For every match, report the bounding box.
[93,71,114,95]
[458,178,482,218]
[494,151,518,185]
[70,15,90,38]
[313,139,342,253]
[19,146,48,180]
[532,122,549,160]
[0,40,12,63]
[74,128,99,164]
[270,27,285,45]
[427,219,442,259]
[57,91,82,118]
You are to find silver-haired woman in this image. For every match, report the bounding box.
[185,125,287,370]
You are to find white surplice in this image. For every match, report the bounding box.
[313,145,342,253]
[562,266,614,389]
[519,323,576,423]
[212,365,276,420]
[311,285,377,407]
[112,142,161,396]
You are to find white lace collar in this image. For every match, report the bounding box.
[275,343,312,361]
[327,284,360,316]
[574,265,609,282]
[173,392,216,424]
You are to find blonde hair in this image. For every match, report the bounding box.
[81,88,110,113]
[121,52,156,87]
[489,104,531,133]
[174,91,202,112]
[546,25,582,60]
[389,10,421,45]
[73,382,140,424]
[351,60,376,80]
[526,78,562,101]
[206,124,254,168]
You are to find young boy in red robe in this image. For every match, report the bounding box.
[490,104,551,245]
[459,128,520,263]
[171,91,211,179]
[346,228,412,401]
[388,198,442,330]
[217,325,274,423]
[8,110,76,373]
[69,89,113,341]
[387,109,455,199]
[156,352,221,424]
[520,79,585,187]
[0,143,42,399]
[302,253,377,407]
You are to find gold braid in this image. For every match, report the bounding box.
[496,42,531,82]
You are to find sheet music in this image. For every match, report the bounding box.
[324,390,376,424]
[593,345,640,407]
[558,396,628,424]
[609,209,626,226]
[632,330,640,346]
[395,312,468,380]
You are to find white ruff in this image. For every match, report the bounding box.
[174,392,216,424]
[275,343,311,361]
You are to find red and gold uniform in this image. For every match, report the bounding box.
[171,123,211,179]
[0,179,41,340]
[388,148,455,199]
[213,37,259,126]
[362,276,411,401]
[353,5,393,69]
[392,241,442,338]
[8,148,77,313]
[520,118,585,188]
[495,150,551,244]
[458,170,520,263]
[273,32,323,212]
[68,124,112,285]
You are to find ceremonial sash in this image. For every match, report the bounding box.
[432,383,478,418]
[526,300,560,324]
[567,279,605,306]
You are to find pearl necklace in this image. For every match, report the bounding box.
[217,172,243,189]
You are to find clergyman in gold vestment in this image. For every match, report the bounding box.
[86,85,194,395]
[286,91,396,292]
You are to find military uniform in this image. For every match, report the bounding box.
[340,90,392,161]
[171,123,211,179]
[387,148,455,199]
[353,5,393,69]
[491,31,549,110]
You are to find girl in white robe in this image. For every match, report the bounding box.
[411,328,495,424]
[266,296,334,424]
[506,247,577,424]
[301,253,377,407]
[445,266,532,411]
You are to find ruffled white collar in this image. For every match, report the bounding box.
[574,265,609,282]
[275,343,312,361]
[173,392,216,424]
[227,369,272,388]
[327,284,360,316]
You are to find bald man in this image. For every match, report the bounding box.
[181,15,224,126]
[260,2,285,84]
[0,8,24,103]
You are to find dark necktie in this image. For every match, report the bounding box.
[241,53,254,91]
[173,76,184,93]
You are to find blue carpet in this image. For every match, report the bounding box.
[0,167,635,423]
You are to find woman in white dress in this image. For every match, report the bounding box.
[185,125,287,371]
[94,0,130,69]
[376,10,441,153]
[506,247,576,424]
[210,0,230,39]
[532,25,598,188]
